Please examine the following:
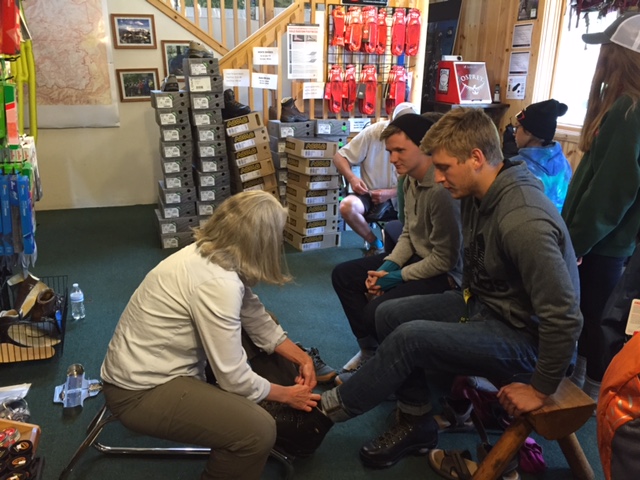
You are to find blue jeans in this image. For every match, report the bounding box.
[322,291,539,420]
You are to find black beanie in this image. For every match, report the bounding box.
[388,113,435,146]
[516,99,568,142]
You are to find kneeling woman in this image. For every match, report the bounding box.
[101,191,322,480]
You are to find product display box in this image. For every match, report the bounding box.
[316,135,347,148]
[183,57,221,77]
[228,142,271,168]
[267,120,316,139]
[286,184,339,205]
[286,215,338,236]
[193,169,230,189]
[287,171,340,190]
[231,158,275,183]
[187,74,224,93]
[227,127,269,152]
[158,181,196,205]
[190,92,224,110]
[160,156,192,175]
[284,228,341,251]
[315,119,350,136]
[277,170,288,184]
[288,200,339,221]
[193,124,224,142]
[271,150,287,169]
[193,155,228,174]
[195,140,227,159]
[161,124,191,142]
[191,109,224,126]
[435,61,493,104]
[197,184,232,202]
[155,110,190,127]
[197,201,224,217]
[233,173,278,193]
[164,170,195,189]
[286,155,339,176]
[270,135,287,153]
[159,231,194,249]
[225,113,264,136]
[284,137,339,158]
[157,199,197,219]
[159,139,193,159]
[155,209,199,234]
[151,90,190,109]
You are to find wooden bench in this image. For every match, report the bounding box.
[473,378,596,480]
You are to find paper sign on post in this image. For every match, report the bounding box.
[224,69,251,87]
[251,72,278,90]
[303,82,325,99]
[253,47,279,66]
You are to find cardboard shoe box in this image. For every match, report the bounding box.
[190,91,224,110]
[187,75,224,93]
[158,181,196,205]
[286,215,338,236]
[193,124,224,143]
[315,119,350,136]
[288,200,339,221]
[286,155,339,176]
[196,140,227,158]
[164,170,195,189]
[284,228,341,251]
[231,158,275,183]
[157,198,197,219]
[194,169,230,189]
[227,127,269,152]
[161,124,191,142]
[183,57,221,77]
[232,173,278,193]
[271,150,287,169]
[160,139,192,159]
[228,143,271,168]
[225,113,264,136]
[194,155,227,174]
[267,120,316,139]
[155,110,190,127]
[151,90,190,109]
[285,183,339,205]
[155,209,199,234]
[284,137,338,159]
[287,171,340,190]
[191,109,224,126]
[159,231,194,249]
[160,157,192,175]
[197,184,232,202]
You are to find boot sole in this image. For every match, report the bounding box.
[316,371,337,384]
[359,441,437,469]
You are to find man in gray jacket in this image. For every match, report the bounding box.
[319,108,582,470]
[331,113,463,383]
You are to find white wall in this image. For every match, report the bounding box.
[35,0,202,210]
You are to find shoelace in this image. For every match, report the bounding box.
[371,417,415,447]
[306,347,327,369]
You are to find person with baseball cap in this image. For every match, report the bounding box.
[513,99,573,211]
[562,11,640,402]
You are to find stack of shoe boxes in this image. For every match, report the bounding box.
[151,90,199,249]
[225,113,278,196]
[183,57,230,226]
[313,119,351,149]
[284,137,342,251]
[267,120,316,205]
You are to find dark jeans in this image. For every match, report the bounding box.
[331,253,451,342]
[326,291,538,418]
[578,253,625,381]
[383,220,403,253]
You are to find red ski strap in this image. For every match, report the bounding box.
[385,65,407,115]
[331,6,346,47]
[346,6,363,53]
[342,64,357,113]
[358,65,377,116]
[405,8,421,57]
[390,9,406,56]
[324,65,344,114]
[362,6,378,54]
[376,8,388,55]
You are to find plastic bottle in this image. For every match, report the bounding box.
[69,283,86,320]
[493,84,501,103]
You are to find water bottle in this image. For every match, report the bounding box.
[69,283,85,320]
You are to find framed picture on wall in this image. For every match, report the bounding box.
[116,68,159,102]
[161,40,191,80]
[111,14,157,49]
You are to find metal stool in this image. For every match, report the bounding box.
[59,403,294,479]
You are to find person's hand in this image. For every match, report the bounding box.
[497,383,548,417]
[370,189,394,204]
[295,357,317,389]
[349,178,369,196]
[285,384,322,412]
[366,270,387,295]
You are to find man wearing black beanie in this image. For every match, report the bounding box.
[513,99,573,211]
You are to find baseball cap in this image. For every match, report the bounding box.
[392,102,419,120]
[582,12,640,53]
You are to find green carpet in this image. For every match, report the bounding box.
[1,205,603,479]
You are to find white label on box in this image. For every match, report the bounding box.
[309,181,330,189]
[164,162,180,174]
[281,127,295,137]
[236,154,258,167]
[308,167,330,175]
[302,150,325,158]
[165,177,182,188]
[194,114,212,126]
[201,175,216,187]
[626,299,640,335]
[200,145,216,157]
[305,227,325,235]
[302,242,321,251]
[199,130,215,142]
[227,124,249,136]
[190,63,208,76]
[159,113,177,125]
[279,185,287,196]
[164,207,180,219]
[193,97,210,109]
[189,76,213,92]
[307,211,326,220]
[234,138,256,151]
[201,161,217,172]
[278,171,288,182]
[245,183,266,191]
[161,223,177,234]
[163,146,181,158]
[280,157,287,168]
[199,218,208,228]
[240,170,262,182]
[157,97,174,109]
[199,204,214,216]
[163,130,180,142]
[166,192,181,204]
[163,237,179,248]
[277,142,286,153]
[317,123,332,135]
[305,196,327,205]
[201,190,216,201]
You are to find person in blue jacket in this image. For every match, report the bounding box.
[513,99,573,211]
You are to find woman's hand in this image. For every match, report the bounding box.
[287,385,321,411]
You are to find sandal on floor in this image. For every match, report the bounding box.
[428,449,476,480]
[434,396,474,433]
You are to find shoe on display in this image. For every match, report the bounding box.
[359,410,438,468]
[161,75,179,92]
[188,40,214,59]
[280,97,309,122]
[222,89,251,119]
[296,343,337,384]
[259,401,334,457]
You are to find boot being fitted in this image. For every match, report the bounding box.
[222,89,251,119]
[280,97,309,122]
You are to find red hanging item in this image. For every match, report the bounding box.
[342,64,357,113]
[345,6,363,53]
[385,65,407,115]
[390,8,406,56]
[358,65,377,116]
[376,8,388,55]
[1,0,22,56]
[331,6,346,47]
[361,6,378,54]
[405,8,421,57]
[324,65,344,114]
